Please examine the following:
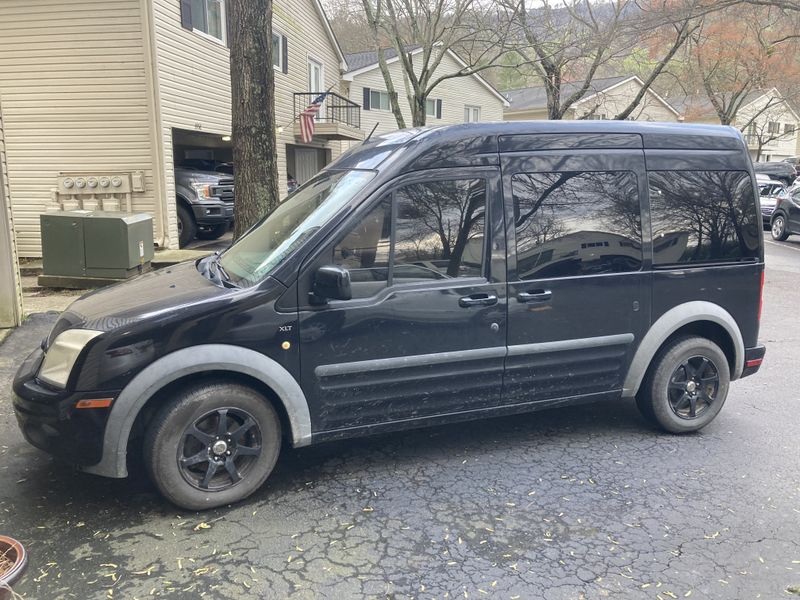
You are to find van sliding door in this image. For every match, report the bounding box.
[499,133,650,406]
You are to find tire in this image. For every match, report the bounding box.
[177,203,197,248]
[771,214,790,241]
[197,223,228,240]
[144,381,282,510]
[636,336,730,434]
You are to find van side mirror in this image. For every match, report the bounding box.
[311,265,352,303]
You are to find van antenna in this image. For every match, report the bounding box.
[363,123,379,144]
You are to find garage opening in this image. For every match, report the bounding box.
[172,128,234,248]
[286,144,330,194]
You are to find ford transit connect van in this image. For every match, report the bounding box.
[13,122,766,510]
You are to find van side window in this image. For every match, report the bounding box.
[333,196,392,299]
[511,171,642,280]
[394,179,486,282]
[649,171,760,266]
[330,179,487,299]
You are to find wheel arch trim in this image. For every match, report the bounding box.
[81,344,312,479]
[622,301,745,398]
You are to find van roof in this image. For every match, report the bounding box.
[333,121,747,173]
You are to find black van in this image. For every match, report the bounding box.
[13,122,766,510]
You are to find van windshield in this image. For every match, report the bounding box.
[218,170,375,287]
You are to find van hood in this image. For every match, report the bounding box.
[46,261,229,345]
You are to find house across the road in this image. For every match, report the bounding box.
[675,88,800,162]
[0,0,362,256]
[504,75,681,123]
[340,44,509,146]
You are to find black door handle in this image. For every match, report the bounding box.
[518,290,552,303]
[458,293,498,308]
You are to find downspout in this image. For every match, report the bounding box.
[140,0,169,248]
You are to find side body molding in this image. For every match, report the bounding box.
[82,344,312,478]
[621,301,745,398]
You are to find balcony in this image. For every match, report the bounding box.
[292,92,364,142]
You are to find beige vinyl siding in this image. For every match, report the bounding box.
[347,50,506,144]
[273,2,345,176]
[735,93,799,161]
[503,107,552,121]
[0,0,158,256]
[151,0,344,247]
[572,79,678,122]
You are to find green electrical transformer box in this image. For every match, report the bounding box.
[41,211,154,279]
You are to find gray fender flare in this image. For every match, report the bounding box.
[81,344,312,479]
[621,301,745,398]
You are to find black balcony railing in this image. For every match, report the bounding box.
[293,92,361,130]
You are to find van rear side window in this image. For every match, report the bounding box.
[511,171,643,280]
[649,171,760,266]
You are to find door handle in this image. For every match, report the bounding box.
[458,293,498,308]
[517,289,552,303]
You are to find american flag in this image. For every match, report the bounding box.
[299,91,329,144]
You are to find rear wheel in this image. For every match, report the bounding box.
[144,381,281,510]
[636,336,730,433]
[771,214,790,241]
[177,203,196,248]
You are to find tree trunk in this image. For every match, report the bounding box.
[229,0,281,240]
[411,95,427,127]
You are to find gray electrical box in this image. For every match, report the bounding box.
[41,211,154,280]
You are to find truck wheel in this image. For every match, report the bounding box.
[771,215,790,241]
[144,381,282,510]
[636,336,730,433]
[197,223,228,240]
[177,203,197,248]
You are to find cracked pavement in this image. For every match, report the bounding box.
[1,241,799,599]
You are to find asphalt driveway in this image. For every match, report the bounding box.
[1,241,798,599]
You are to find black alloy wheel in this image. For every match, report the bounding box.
[178,407,262,491]
[144,381,281,510]
[666,355,720,419]
[636,335,730,433]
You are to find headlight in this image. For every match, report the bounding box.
[191,182,214,200]
[38,329,103,389]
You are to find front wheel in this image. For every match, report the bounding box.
[144,381,282,510]
[772,214,790,241]
[636,336,730,433]
[177,203,197,248]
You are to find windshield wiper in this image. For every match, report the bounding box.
[212,253,237,288]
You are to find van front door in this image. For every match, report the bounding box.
[297,168,507,435]
[500,138,650,406]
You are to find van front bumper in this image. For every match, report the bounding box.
[740,345,766,378]
[12,348,118,467]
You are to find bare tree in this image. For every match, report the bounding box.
[361,0,509,128]
[501,0,704,120]
[229,0,281,239]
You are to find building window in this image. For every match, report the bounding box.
[370,90,391,111]
[784,123,795,135]
[190,0,226,43]
[511,171,642,279]
[768,121,781,134]
[649,170,759,266]
[464,105,481,122]
[426,98,437,116]
[272,32,282,69]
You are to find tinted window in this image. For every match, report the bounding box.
[649,171,760,265]
[394,179,485,282]
[511,172,642,279]
[328,179,486,298]
[333,197,391,299]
